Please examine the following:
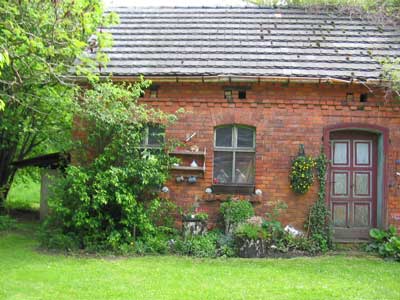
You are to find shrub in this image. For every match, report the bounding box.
[40,81,181,252]
[173,233,218,258]
[282,234,321,255]
[0,215,16,231]
[220,198,254,233]
[216,233,236,257]
[146,198,181,229]
[367,226,400,261]
[235,223,269,240]
[38,221,79,251]
[263,200,287,240]
[140,235,170,255]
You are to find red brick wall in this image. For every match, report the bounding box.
[137,81,400,232]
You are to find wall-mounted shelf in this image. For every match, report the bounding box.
[171,166,205,171]
[169,147,206,178]
[170,150,206,156]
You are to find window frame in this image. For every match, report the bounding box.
[213,125,256,186]
[142,124,165,149]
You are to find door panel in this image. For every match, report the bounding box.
[332,140,350,166]
[354,141,372,166]
[332,203,348,227]
[331,171,349,197]
[353,203,370,227]
[353,171,371,197]
[329,131,377,240]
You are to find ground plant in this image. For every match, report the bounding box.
[220,198,255,233]
[367,225,400,261]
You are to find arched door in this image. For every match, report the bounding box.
[329,130,378,240]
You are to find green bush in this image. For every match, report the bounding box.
[367,226,400,261]
[281,234,321,255]
[173,233,218,258]
[235,223,269,240]
[220,198,254,233]
[262,200,287,240]
[40,81,181,253]
[216,233,236,257]
[39,231,80,252]
[140,235,170,254]
[146,198,181,229]
[0,215,16,231]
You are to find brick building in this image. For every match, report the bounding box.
[87,6,400,241]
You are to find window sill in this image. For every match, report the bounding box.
[211,184,255,195]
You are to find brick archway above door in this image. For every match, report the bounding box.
[323,123,389,241]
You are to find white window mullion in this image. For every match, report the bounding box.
[232,150,236,183]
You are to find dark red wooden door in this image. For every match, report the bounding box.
[329,131,377,240]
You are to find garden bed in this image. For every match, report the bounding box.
[236,237,314,258]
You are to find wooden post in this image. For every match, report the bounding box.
[40,169,59,221]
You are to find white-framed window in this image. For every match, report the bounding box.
[142,124,165,148]
[213,125,255,185]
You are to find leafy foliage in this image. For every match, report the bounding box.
[306,151,332,252]
[0,0,117,207]
[235,223,269,240]
[264,200,288,239]
[40,81,180,252]
[367,226,400,261]
[232,202,323,255]
[289,155,316,194]
[173,233,219,258]
[220,198,255,233]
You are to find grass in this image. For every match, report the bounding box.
[5,178,40,211]
[1,223,400,300]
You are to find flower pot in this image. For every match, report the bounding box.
[182,217,207,236]
[236,237,267,258]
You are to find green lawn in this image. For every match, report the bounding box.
[6,179,40,211]
[1,225,400,300]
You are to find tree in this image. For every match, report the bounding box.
[0,48,9,111]
[0,0,117,208]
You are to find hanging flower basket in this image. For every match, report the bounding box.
[289,146,316,194]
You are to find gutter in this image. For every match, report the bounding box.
[71,75,384,86]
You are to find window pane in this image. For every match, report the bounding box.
[356,142,370,165]
[237,127,254,148]
[148,126,164,146]
[235,152,255,184]
[215,127,232,147]
[213,152,233,184]
[333,142,348,165]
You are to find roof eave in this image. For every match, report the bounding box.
[69,74,384,86]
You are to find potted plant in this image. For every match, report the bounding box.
[234,216,269,258]
[182,205,208,236]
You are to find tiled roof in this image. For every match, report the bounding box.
[97,7,400,81]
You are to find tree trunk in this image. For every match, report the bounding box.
[0,167,15,211]
[0,145,17,211]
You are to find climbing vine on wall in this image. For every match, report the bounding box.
[306,150,333,251]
